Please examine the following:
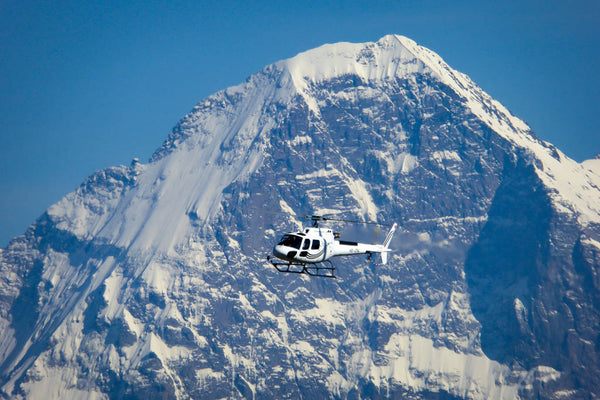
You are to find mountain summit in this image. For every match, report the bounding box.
[1,35,599,399]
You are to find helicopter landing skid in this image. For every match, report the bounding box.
[268,258,336,278]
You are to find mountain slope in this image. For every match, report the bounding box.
[1,34,599,399]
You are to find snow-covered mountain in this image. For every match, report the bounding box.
[1,34,599,399]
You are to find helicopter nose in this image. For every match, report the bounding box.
[273,245,286,259]
[273,245,297,261]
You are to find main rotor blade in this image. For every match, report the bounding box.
[301,214,392,227]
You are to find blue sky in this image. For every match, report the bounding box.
[1,0,599,246]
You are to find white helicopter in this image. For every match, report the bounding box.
[267,215,397,278]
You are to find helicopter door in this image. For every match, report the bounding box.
[311,239,324,261]
[299,239,311,257]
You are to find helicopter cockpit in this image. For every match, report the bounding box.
[277,234,323,250]
[277,234,303,249]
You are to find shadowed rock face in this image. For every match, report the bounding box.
[467,159,554,363]
[465,157,600,397]
[0,36,599,399]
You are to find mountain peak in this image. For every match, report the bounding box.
[273,35,600,226]
[279,34,425,89]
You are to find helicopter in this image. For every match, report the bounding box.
[267,215,397,278]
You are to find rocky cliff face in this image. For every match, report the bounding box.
[1,35,599,399]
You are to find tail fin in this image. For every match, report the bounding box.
[383,223,397,248]
[381,223,397,265]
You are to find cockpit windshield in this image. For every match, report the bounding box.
[277,234,303,249]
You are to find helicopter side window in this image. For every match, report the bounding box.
[311,240,320,250]
[278,234,302,249]
[302,239,311,250]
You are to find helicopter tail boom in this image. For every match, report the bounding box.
[331,222,397,264]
